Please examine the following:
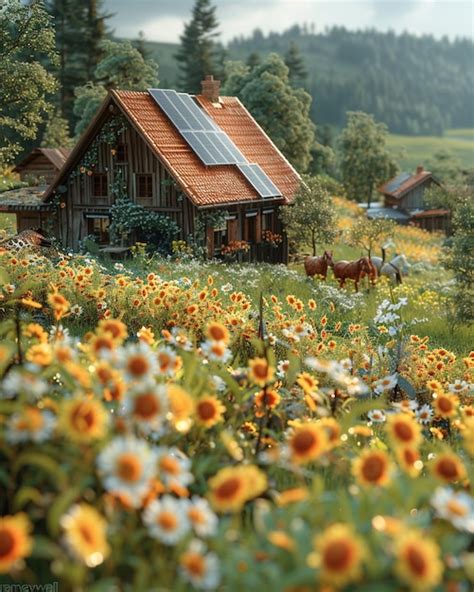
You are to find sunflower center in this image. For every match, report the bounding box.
[406,545,427,576]
[127,356,149,377]
[71,403,95,431]
[394,422,413,442]
[134,394,160,419]
[216,476,242,499]
[324,540,353,571]
[209,326,226,341]
[438,398,452,412]
[79,524,95,546]
[437,458,458,480]
[188,508,205,524]
[0,529,15,558]
[362,455,385,482]
[292,430,316,454]
[197,401,216,420]
[116,454,142,482]
[157,511,177,531]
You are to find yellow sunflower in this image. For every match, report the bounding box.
[59,397,108,442]
[0,514,32,573]
[433,392,458,419]
[206,322,230,345]
[394,530,443,591]
[61,503,110,567]
[429,452,467,484]
[297,372,319,395]
[386,413,422,448]
[248,358,275,386]
[314,523,366,588]
[208,465,267,513]
[287,422,328,464]
[352,449,392,487]
[167,385,194,432]
[195,396,226,428]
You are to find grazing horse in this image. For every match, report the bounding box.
[333,257,376,292]
[304,251,334,279]
[370,254,410,284]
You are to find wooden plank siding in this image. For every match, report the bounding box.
[17,155,59,185]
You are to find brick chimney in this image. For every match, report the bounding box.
[416,165,424,175]
[201,75,221,102]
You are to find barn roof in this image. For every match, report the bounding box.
[379,167,436,199]
[44,90,301,208]
[14,147,71,173]
[0,187,54,212]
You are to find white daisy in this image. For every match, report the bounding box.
[368,409,386,423]
[96,436,157,507]
[448,380,470,394]
[200,340,231,364]
[156,446,194,489]
[122,384,168,434]
[1,369,48,400]
[179,539,220,590]
[431,487,474,533]
[117,342,158,384]
[392,399,418,412]
[277,359,290,378]
[142,495,190,545]
[156,346,179,376]
[416,404,434,424]
[374,373,398,394]
[6,408,56,444]
[184,496,218,537]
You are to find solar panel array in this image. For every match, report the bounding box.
[148,88,282,198]
[386,172,411,193]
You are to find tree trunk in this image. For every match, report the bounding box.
[311,230,316,256]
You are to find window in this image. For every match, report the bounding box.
[262,210,274,232]
[136,174,153,202]
[92,174,108,198]
[213,229,227,253]
[87,216,110,244]
[116,144,127,163]
[245,213,257,243]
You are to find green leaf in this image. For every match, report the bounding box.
[47,486,82,537]
[13,486,43,510]
[13,450,68,487]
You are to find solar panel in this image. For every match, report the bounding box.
[148,88,282,199]
[238,164,281,198]
[386,172,411,193]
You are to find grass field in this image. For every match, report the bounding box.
[387,128,474,172]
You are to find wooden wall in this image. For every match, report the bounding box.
[18,156,59,185]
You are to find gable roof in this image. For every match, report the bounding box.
[14,147,71,173]
[379,168,436,199]
[44,90,301,208]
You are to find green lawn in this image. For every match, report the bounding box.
[387,128,474,171]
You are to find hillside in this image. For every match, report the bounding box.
[142,27,474,137]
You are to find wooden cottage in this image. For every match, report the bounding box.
[374,166,449,233]
[14,147,71,185]
[42,77,301,261]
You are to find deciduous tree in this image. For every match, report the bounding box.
[337,112,398,207]
[280,176,337,256]
[0,0,57,165]
[347,216,395,259]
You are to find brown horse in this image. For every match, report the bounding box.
[333,257,376,292]
[304,251,334,279]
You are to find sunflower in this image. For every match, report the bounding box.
[394,530,443,591]
[429,452,467,484]
[297,372,319,394]
[275,487,309,506]
[167,384,194,432]
[97,319,128,343]
[61,504,110,567]
[137,326,155,345]
[248,358,275,386]
[195,396,225,428]
[287,422,328,464]
[0,514,32,573]
[208,465,267,513]
[25,343,53,366]
[206,322,230,345]
[59,397,108,442]
[268,530,295,552]
[314,523,366,587]
[386,413,422,447]
[433,392,458,419]
[254,389,281,413]
[352,449,392,487]
[395,446,423,477]
[318,417,342,449]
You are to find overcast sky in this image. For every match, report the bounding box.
[103,0,474,44]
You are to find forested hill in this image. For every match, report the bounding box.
[144,26,474,136]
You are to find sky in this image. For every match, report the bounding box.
[103,0,474,44]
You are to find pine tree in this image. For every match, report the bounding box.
[284,42,307,87]
[175,0,221,93]
[41,109,73,148]
[246,52,261,69]
[222,54,315,172]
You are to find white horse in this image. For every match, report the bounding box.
[370,254,411,284]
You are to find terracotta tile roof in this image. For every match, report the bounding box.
[14,148,71,173]
[110,90,301,208]
[379,170,434,199]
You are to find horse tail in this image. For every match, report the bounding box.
[381,247,386,264]
[395,269,402,284]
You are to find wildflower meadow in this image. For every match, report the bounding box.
[0,222,473,591]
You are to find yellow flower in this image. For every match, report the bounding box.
[287,422,328,464]
[268,530,295,552]
[274,487,309,507]
[25,343,52,366]
[0,514,32,573]
[167,385,194,432]
[429,452,467,484]
[395,446,422,478]
[386,413,422,448]
[195,396,226,428]
[208,465,267,513]
[318,417,342,449]
[48,290,70,320]
[59,397,108,442]
[97,319,128,344]
[296,372,318,394]
[394,530,443,591]
[352,449,392,487]
[206,321,230,345]
[61,503,110,567]
[254,388,281,413]
[433,392,458,418]
[248,357,275,386]
[313,523,366,588]
[137,326,155,345]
